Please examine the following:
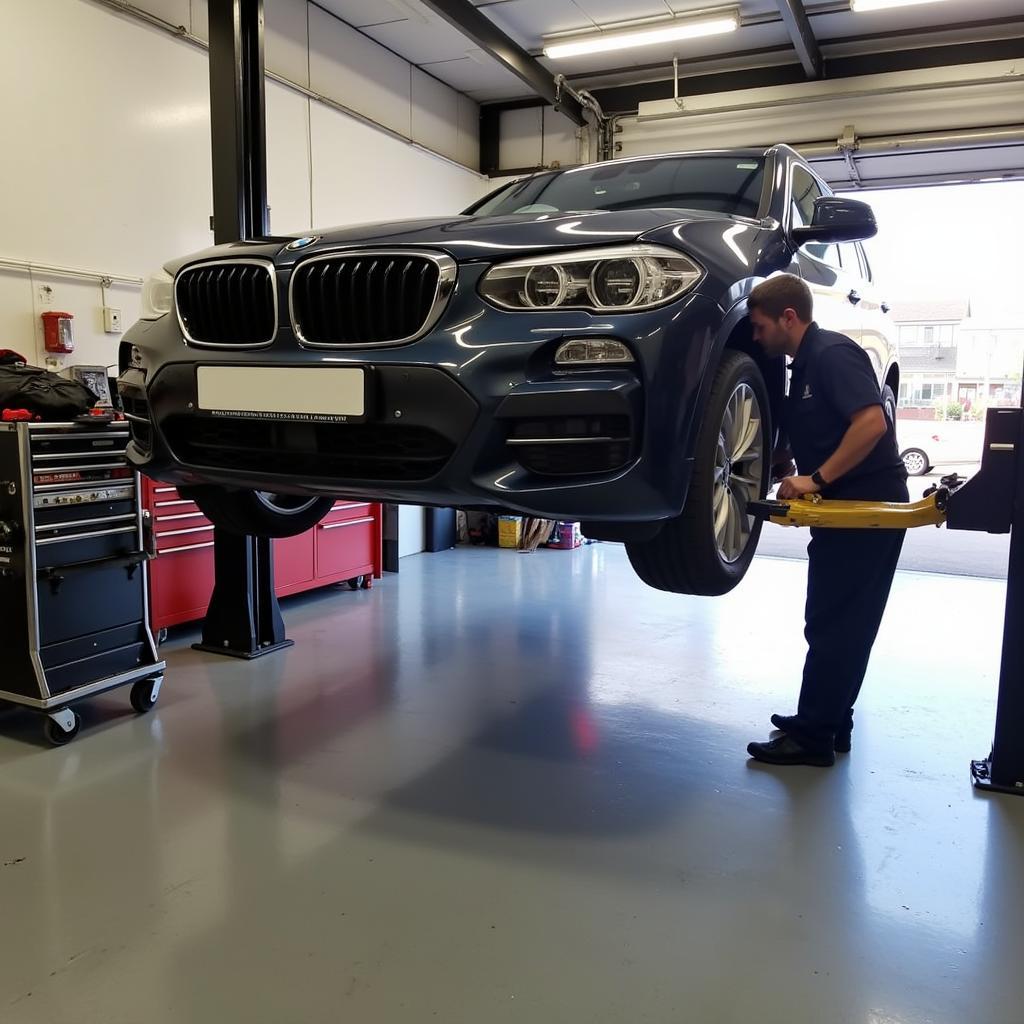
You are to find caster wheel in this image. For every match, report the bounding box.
[44,710,81,746]
[156,628,169,645]
[130,676,162,714]
[361,577,373,589]
[347,576,364,591]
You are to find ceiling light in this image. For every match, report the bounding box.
[543,13,739,60]
[850,0,951,11]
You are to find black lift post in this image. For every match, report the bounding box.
[193,0,292,659]
[959,406,1024,794]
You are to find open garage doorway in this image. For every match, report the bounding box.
[756,177,1024,580]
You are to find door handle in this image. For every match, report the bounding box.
[881,301,891,314]
[847,290,862,305]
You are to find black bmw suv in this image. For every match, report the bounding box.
[119,144,898,595]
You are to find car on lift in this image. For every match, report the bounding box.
[118,144,898,596]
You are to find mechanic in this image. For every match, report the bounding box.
[745,274,908,767]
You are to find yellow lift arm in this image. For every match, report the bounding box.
[747,477,966,530]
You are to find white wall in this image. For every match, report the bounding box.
[0,0,490,370]
[497,105,584,171]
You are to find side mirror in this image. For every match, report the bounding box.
[792,197,877,245]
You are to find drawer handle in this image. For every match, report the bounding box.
[155,511,207,523]
[156,524,215,539]
[36,513,136,534]
[318,516,375,530]
[157,540,216,554]
[35,525,137,546]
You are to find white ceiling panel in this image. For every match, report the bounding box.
[363,11,479,64]
[479,0,598,50]
[420,53,528,96]
[313,0,412,28]
[571,0,679,25]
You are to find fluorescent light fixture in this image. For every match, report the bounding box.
[851,0,950,11]
[543,13,738,59]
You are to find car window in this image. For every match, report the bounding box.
[790,166,841,269]
[464,156,767,218]
[790,166,822,226]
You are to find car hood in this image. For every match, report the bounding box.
[166,208,761,271]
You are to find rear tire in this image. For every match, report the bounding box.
[185,488,334,538]
[626,351,770,596]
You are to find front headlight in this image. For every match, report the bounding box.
[479,245,703,312]
[140,267,174,320]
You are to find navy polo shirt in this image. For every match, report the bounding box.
[785,322,907,500]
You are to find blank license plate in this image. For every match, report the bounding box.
[196,366,366,423]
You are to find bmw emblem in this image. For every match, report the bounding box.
[286,236,318,251]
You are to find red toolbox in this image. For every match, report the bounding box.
[144,481,382,632]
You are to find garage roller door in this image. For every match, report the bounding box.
[616,59,1024,189]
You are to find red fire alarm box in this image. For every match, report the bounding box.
[41,311,75,353]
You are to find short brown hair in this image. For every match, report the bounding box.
[747,274,813,323]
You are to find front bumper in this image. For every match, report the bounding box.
[119,275,722,522]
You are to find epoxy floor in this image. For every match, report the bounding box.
[1,543,1022,1024]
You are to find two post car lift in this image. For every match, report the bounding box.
[197,1,1024,796]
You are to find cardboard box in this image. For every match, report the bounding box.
[498,516,522,548]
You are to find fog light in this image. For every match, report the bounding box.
[555,338,634,366]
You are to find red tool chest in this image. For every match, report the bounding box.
[144,480,382,632]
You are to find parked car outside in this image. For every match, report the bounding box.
[118,144,898,595]
[897,419,985,476]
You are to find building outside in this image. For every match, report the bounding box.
[890,300,1023,420]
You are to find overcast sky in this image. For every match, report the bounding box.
[852,180,1024,322]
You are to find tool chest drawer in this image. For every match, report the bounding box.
[143,482,382,630]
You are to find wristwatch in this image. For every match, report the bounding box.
[811,470,829,488]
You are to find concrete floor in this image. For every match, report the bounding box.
[1,544,1023,1024]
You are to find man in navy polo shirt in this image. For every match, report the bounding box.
[745,274,908,767]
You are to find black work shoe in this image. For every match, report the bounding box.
[771,713,852,754]
[747,734,835,767]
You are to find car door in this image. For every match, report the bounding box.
[849,240,897,393]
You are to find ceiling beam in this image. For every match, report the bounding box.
[417,0,586,125]
[775,0,823,79]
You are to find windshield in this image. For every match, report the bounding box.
[467,155,766,219]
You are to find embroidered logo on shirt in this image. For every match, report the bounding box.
[802,384,813,399]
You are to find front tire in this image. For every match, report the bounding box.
[186,488,335,538]
[901,447,930,477]
[626,351,770,596]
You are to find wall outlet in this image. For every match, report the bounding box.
[44,356,61,371]
[103,306,122,334]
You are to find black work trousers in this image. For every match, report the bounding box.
[790,479,908,752]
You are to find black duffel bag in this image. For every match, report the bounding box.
[0,362,97,420]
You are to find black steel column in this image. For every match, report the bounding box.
[973,406,1024,794]
[208,0,268,243]
[198,1,289,658]
[193,530,293,659]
